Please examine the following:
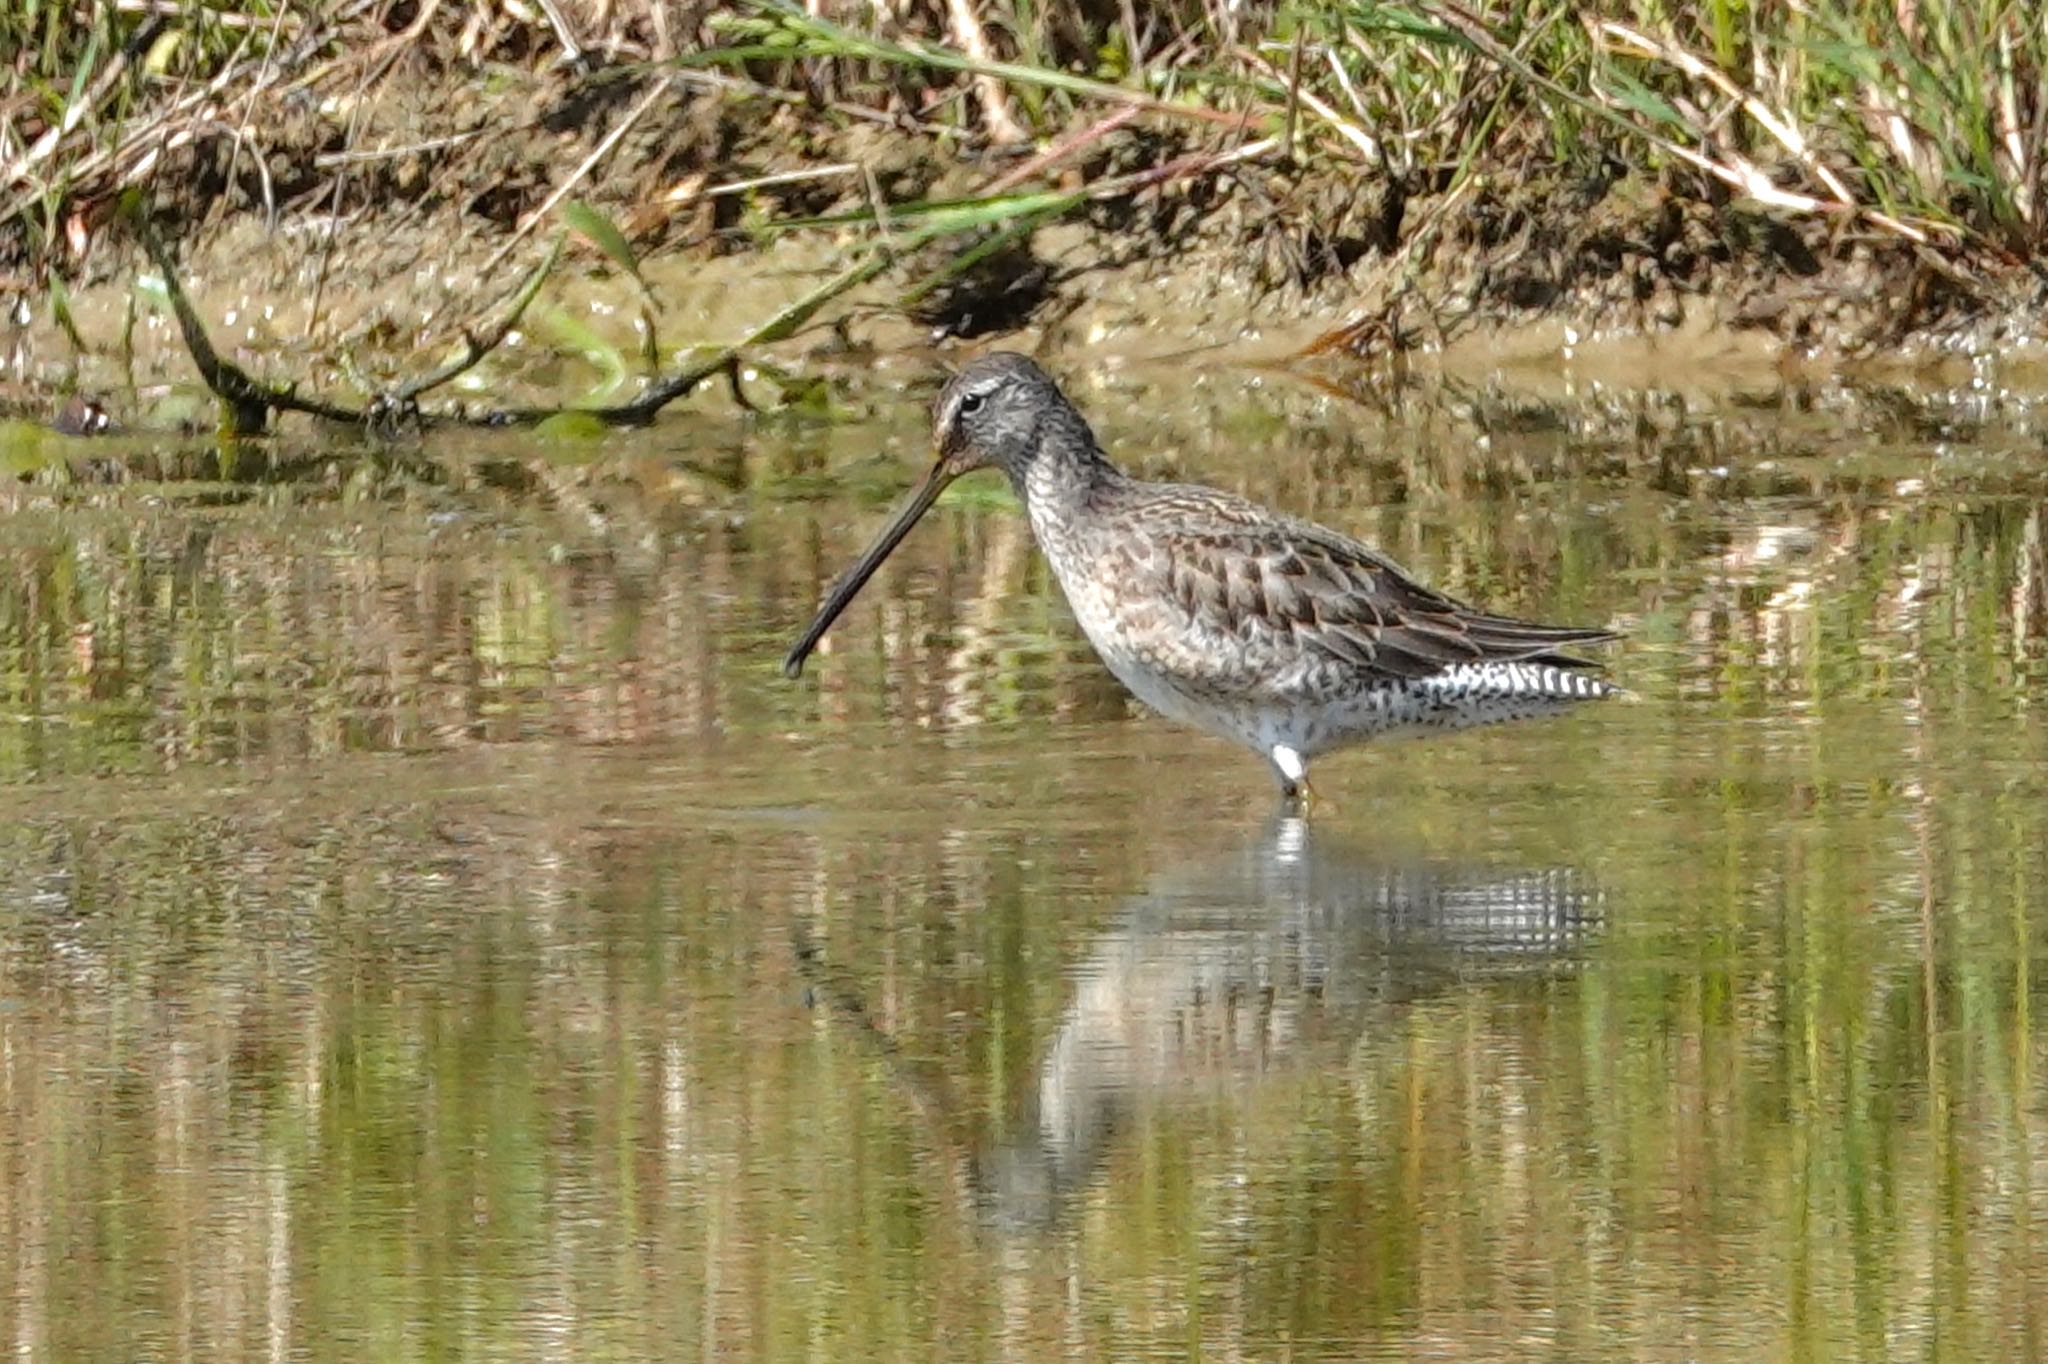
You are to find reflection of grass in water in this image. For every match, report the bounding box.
[0,388,2043,1357]
[1054,715,2045,1355]
[524,304,633,406]
[1,385,2045,781]
[0,421,70,477]
[936,479,1022,512]
[0,626,2042,1356]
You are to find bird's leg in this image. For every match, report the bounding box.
[1271,745,1317,815]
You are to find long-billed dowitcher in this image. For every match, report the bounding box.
[783,353,1621,802]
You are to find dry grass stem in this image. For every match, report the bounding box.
[942,0,1030,145]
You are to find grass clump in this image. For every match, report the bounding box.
[705,0,2044,256]
[3,1,2044,350]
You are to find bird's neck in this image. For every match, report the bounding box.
[1014,411,1123,524]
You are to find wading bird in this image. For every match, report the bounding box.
[784,353,1620,804]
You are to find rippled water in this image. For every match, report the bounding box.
[2,362,2046,1361]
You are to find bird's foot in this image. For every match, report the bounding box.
[1278,777,1326,817]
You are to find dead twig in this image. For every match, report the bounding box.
[1241,43,1378,161]
[480,247,896,426]
[941,0,1029,145]
[351,0,444,70]
[220,3,293,234]
[535,0,585,65]
[1100,132,1279,198]
[396,236,565,401]
[303,75,368,342]
[127,197,876,434]
[1282,24,1306,160]
[129,203,365,432]
[976,106,1142,196]
[720,8,1276,131]
[313,130,482,168]
[109,0,306,29]
[130,198,567,432]
[670,162,861,202]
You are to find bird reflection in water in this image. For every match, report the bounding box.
[794,814,1602,1236]
[981,815,1599,1233]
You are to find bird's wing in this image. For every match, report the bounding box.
[1111,488,1617,684]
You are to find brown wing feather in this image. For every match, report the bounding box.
[1131,486,1617,684]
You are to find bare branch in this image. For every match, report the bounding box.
[128,201,366,433]
[397,236,564,401]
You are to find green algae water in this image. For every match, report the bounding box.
[0,362,2044,1361]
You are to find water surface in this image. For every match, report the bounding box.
[1,363,2045,1361]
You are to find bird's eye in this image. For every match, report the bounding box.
[957,391,986,417]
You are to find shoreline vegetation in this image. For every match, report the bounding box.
[3,0,2046,435]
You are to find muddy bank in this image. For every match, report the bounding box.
[8,51,2048,431]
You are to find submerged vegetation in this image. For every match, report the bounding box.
[2,0,2046,427]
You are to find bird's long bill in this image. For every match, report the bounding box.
[781,459,958,678]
